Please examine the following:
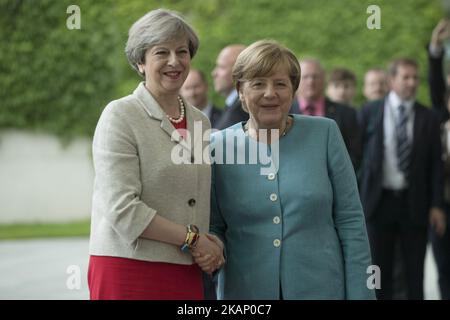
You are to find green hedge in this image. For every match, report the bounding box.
[0,219,90,240]
[0,0,120,139]
[0,0,444,139]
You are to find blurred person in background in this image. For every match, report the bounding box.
[326,67,357,106]
[363,68,389,102]
[427,18,450,299]
[359,57,446,300]
[363,66,405,299]
[181,69,223,129]
[290,59,361,170]
[212,44,249,129]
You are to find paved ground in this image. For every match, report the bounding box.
[0,238,89,300]
[0,237,441,300]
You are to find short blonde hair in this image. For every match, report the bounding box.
[125,9,199,77]
[232,40,301,101]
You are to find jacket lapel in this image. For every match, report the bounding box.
[375,103,385,167]
[187,101,206,163]
[325,99,336,120]
[411,103,425,170]
[368,100,385,171]
[133,82,189,151]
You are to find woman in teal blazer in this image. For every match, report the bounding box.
[207,40,375,299]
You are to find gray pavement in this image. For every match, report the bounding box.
[0,238,89,300]
[0,237,442,299]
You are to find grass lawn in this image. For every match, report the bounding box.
[0,219,90,240]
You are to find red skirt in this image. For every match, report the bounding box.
[88,255,204,300]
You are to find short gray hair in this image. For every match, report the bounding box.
[125,9,199,77]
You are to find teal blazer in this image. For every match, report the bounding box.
[210,115,375,300]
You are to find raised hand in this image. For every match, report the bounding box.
[431,19,450,49]
[429,207,447,237]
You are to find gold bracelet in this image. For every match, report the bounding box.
[181,224,199,252]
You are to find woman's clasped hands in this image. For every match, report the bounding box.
[191,234,225,275]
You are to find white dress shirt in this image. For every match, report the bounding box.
[225,90,238,108]
[429,43,443,58]
[382,91,415,190]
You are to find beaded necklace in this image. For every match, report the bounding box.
[167,96,185,124]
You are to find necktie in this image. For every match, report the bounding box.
[396,105,411,179]
[305,104,315,116]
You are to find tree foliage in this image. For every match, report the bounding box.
[0,0,444,138]
[0,0,120,139]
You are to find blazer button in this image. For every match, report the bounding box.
[267,173,276,180]
[273,216,280,224]
[188,199,196,207]
[270,193,278,202]
[273,239,281,247]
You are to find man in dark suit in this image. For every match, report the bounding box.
[181,69,223,128]
[363,66,407,300]
[427,19,450,300]
[290,59,361,169]
[428,19,450,121]
[212,44,249,130]
[359,58,446,300]
[362,66,407,299]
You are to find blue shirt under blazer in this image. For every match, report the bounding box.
[210,114,375,299]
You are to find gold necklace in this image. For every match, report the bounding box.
[245,117,291,138]
[167,96,185,124]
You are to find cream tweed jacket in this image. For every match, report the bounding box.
[89,82,211,265]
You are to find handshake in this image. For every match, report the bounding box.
[190,233,225,275]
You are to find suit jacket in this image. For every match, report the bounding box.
[215,97,249,130]
[358,98,444,226]
[427,46,450,204]
[290,98,361,169]
[89,82,211,265]
[210,115,375,299]
[428,46,448,122]
[209,105,223,129]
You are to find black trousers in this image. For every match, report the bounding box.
[202,272,217,300]
[430,203,450,300]
[366,189,428,300]
[392,238,408,299]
